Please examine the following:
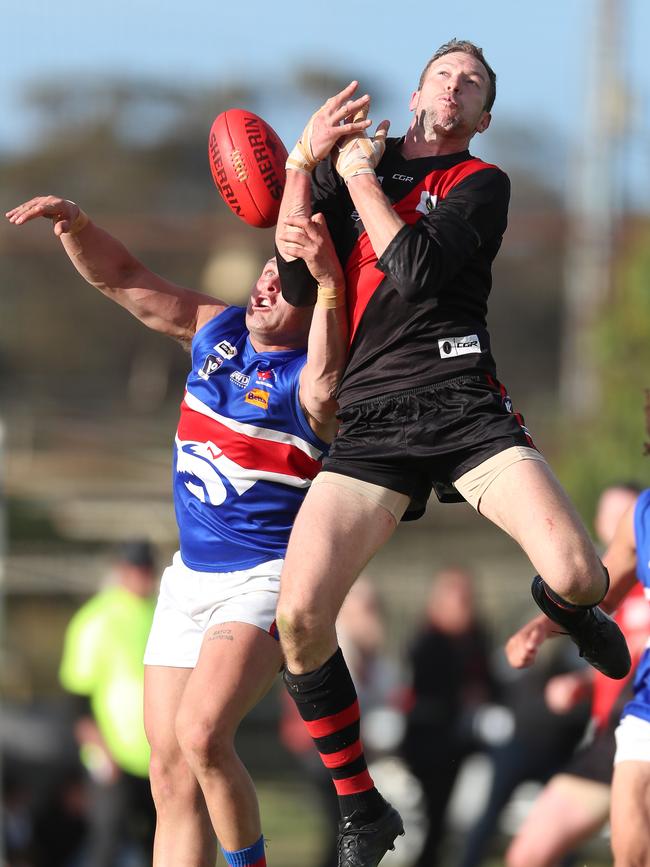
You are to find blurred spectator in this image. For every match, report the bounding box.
[59,540,158,866]
[31,765,88,867]
[3,765,35,866]
[279,575,401,867]
[400,566,498,867]
[457,642,589,867]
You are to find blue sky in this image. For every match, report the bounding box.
[5,0,650,206]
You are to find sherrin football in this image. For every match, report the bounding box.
[208,109,288,228]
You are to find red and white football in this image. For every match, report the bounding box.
[208,109,288,229]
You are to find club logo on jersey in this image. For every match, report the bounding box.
[213,339,238,359]
[198,354,224,380]
[438,335,481,358]
[176,439,256,506]
[229,371,251,389]
[416,192,438,215]
[245,388,270,410]
[256,367,276,387]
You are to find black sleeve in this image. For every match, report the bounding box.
[275,247,317,307]
[375,167,510,302]
[276,158,348,308]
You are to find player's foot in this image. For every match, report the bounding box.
[531,575,631,679]
[337,801,404,867]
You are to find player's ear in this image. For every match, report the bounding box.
[408,89,420,112]
[476,111,491,134]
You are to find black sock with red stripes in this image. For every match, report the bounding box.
[283,647,385,820]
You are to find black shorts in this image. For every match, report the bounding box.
[562,724,616,785]
[324,375,535,520]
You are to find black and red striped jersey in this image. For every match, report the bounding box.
[280,138,510,409]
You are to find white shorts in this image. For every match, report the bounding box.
[144,551,281,668]
[614,714,650,764]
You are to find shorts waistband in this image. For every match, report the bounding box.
[342,375,486,411]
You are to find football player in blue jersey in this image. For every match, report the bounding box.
[6,195,348,867]
[507,489,650,867]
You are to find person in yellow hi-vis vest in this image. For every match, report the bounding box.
[59,540,158,867]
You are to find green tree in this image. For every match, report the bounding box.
[557,226,650,521]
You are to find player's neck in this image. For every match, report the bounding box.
[401,128,471,159]
[248,334,300,354]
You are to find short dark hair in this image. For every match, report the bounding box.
[418,38,497,112]
[116,539,155,568]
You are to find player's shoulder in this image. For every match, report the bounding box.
[193,305,247,343]
[461,156,510,188]
[447,157,510,209]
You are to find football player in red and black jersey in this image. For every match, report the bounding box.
[274,38,630,867]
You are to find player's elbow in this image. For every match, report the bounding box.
[305,383,339,420]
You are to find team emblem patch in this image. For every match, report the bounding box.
[416,192,438,215]
[245,388,270,410]
[256,367,276,387]
[198,354,224,380]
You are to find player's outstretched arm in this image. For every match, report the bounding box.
[6,196,224,343]
[279,213,347,442]
[505,613,556,669]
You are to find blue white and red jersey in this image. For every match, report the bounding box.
[173,306,327,571]
[621,489,650,724]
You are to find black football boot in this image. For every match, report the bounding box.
[531,574,631,679]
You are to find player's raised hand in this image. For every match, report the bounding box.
[505,613,554,669]
[278,212,344,300]
[6,196,88,236]
[286,81,373,175]
[333,108,390,183]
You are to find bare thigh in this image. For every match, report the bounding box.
[277,479,399,668]
[178,620,282,739]
[507,773,610,867]
[144,664,193,759]
[611,760,650,866]
[477,457,604,602]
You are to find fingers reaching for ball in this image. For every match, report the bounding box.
[279,213,345,291]
[286,82,373,174]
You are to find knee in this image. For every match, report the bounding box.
[276,598,323,649]
[175,712,233,775]
[547,551,608,605]
[612,829,647,867]
[276,599,334,667]
[149,746,197,810]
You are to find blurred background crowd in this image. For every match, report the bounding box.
[2,0,650,864]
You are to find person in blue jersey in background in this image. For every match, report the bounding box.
[507,487,650,866]
[6,194,348,867]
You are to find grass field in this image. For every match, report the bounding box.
[253,777,613,867]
